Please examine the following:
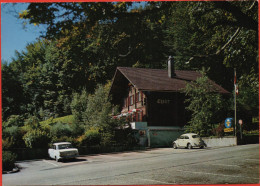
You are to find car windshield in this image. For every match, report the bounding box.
[192,135,200,138]
[58,144,73,149]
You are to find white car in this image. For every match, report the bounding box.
[48,142,79,162]
[173,133,206,149]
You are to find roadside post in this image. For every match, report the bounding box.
[234,68,237,137]
[239,119,243,140]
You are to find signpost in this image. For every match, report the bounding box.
[234,68,237,137]
[239,119,243,139]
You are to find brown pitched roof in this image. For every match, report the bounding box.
[112,67,229,94]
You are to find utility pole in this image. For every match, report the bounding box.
[234,68,237,137]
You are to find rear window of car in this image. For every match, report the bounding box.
[58,144,73,149]
[192,135,200,138]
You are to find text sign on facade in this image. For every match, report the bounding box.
[157,99,171,104]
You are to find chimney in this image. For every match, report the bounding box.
[168,56,176,78]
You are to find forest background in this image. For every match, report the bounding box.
[2,2,258,152]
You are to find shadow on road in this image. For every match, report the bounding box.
[61,158,87,163]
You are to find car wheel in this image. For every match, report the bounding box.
[173,143,177,149]
[187,143,193,149]
[200,146,204,149]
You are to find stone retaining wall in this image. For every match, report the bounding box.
[202,137,237,147]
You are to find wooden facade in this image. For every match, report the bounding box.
[109,67,229,128]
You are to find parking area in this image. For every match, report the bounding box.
[4,145,259,185]
[16,147,209,169]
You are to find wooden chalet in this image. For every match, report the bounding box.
[109,58,229,147]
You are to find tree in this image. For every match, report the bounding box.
[183,69,227,136]
[22,115,51,148]
[3,1,257,132]
[2,63,24,120]
[80,83,125,145]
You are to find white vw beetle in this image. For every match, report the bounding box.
[173,133,206,149]
[48,142,79,162]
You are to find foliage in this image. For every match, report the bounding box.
[51,136,75,145]
[2,64,24,121]
[22,115,41,132]
[114,129,138,146]
[70,89,88,122]
[77,128,101,146]
[23,129,51,148]
[74,83,126,145]
[21,115,51,148]
[2,151,17,172]
[2,115,24,128]
[2,126,25,148]
[50,122,73,138]
[243,130,259,135]
[2,115,26,148]
[184,69,226,136]
[82,84,125,145]
[40,115,74,125]
[2,2,257,122]
[1,2,258,147]
[212,122,225,138]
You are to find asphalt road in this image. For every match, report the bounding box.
[3,144,259,185]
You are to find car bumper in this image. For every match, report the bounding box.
[59,155,78,159]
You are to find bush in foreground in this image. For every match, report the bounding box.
[3,151,17,172]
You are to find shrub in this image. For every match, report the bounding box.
[40,115,75,131]
[71,122,85,137]
[3,126,26,148]
[70,89,88,122]
[213,122,225,137]
[114,128,138,146]
[23,129,51,148]
[2,151,17,172]
[51,136,75,145]
[50,122,73,138]
[24,115,40,130]
[2,115,24,128]
[77,128,101,146]
[101,132,115,146]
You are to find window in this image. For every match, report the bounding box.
[58,144,73,150]
[192,135,200,138]
[184,136,189,139]
[130,95,134,105]
[137,92,142,102]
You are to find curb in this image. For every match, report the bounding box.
[2,167,20,174]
